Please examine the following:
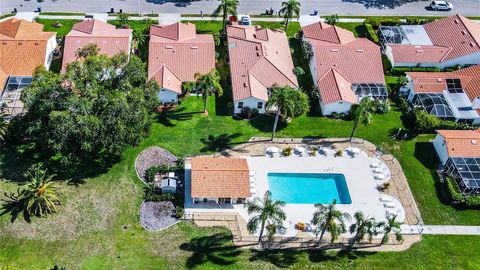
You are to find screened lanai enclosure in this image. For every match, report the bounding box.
[412,93,455,120]
[0,76,32,117]
[378,26,409,45]
[444,157,480,195]
[352,84,388,100]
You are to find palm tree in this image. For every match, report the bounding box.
[266,86,309,140]
[0,111,8,144]
[349,97,375,141]
[212,0,239,34]
[132,30,146,54]
[19,165,61,217]
[348,211,379,249]
[378,215,403,244]
[245,191,286,243]
[116,13,130,26]
[311,199,351,243]
[195,69,223,113]
[278,0,301,31]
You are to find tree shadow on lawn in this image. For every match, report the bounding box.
[0,193,31,223]
[200,133,243,153]
[157,106,201,127]
[180,233,241,268]
[248,114,287,134]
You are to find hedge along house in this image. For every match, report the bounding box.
[148,22,215,104]
[226,25,298,114]
[379,15,480,69]
[405,65,480,125]
[433,129,480,195]
[61,19,133,73]
[302,22,386,116]
[0,18,57,117]
[188,157,251,206]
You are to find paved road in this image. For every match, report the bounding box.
[1,0,479,16]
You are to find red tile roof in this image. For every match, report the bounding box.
[0,18,55,77]
[227,25,298,101]
[389,15,480,64]
[406,65,480,102]
[437,129,480,157]
[148,22,215,94]
[303,23,385,104]
[62,20,132,72]
[190,157,251,198]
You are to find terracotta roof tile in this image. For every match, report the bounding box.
[190,157,251,198]
[437,129,480,157]
[62,20,132,72]
[148,22,215,91]
[303,23,384,104]
[227,25,298,102]
[0,18,55,77]
[389,44,451,63]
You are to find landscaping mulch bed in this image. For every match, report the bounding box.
[140,201,178,231]
[135,146,177,182]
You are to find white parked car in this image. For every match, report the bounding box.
[430,1,453,11]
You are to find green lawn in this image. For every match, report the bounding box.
[1,20,480,269]
[36,19,82,36]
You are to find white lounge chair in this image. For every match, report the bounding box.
[383,202,395,208]
[250,177,255,183]
[375,173,388,180]
[372,168,384,174]
[386,209,397,216]
[250,182,256,188]
[379,196,392,202]
[370,163,381,168]
[250,187,257,194]
[249,171,256,177]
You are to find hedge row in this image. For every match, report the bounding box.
[392,66,441,75]
[364,23,379,44]
[446,177,465,202]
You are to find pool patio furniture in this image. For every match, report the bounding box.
[294,146,306,156]
[383,202,395,208]
[372,168,384,174]
[374,173,389,180]
[379,195,392,202]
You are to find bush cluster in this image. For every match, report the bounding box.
[239,107,259,119]
[446,177,465,202]
[405,109,473,133]
[363,22,380,44]
[364,18,401,29]
[371,99,391,114]
[143,184,184,206]
[392,66,441,75]
[146,164,172,182]
[405,18,435,25]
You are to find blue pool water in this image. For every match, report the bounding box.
[268,173,352,204]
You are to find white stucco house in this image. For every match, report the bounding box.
[302,22,387,115]
[226,24,298,114]
[379,15,480,69]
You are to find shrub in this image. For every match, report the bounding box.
[413,109,441,133]
[425,67,441,72]
[293,67,305,77]
[240,107,253,119]
[175,206,184,218]
[371,99,391,114]
[392,67,411,75]
[283,146,293,156]
[331,112,340,119]
[143,184,176,202]
[397,97,410,113]
[411,67,426,72]
[364,18,401,29]
[465,195,480,206]
[301,40,314,63]
[176,157,184,170]
[382,55,392,72]
[335,150,343,157]
[446,177,465,203]
[146,164,171,182]
[364,23,380,44]
[325,14,339,25]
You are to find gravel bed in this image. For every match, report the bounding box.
[140,201,178,231]
[135,146,178,182]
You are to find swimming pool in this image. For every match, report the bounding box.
[268,173,352,204]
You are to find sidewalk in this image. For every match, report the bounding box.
[402,224,480,235]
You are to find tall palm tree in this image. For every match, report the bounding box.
[212,0,239,34]
[311,199,351,243]
[19,165,61,217]
[378,215,403,244]
[116,13,130,26]
[132,30,146,54]
[245,191,286,243]
[278,0,301,31]
[266,86,309,140]
[195,69,223,113]
[0,111,8,144]
[348,211,379,249]
[349,97,375,141]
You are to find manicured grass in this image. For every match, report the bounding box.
[39,12,86,16]
[337,15,480,20]
[0,13,15,20]
[35,19,82,36]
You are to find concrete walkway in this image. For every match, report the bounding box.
[402,224,480,235]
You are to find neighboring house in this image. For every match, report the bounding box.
[302,22,386,115]
[433,129,480,194]
[0,18,57,117]
[226,25,298,114]
[148,22,215,104]
[188,157,251,206]
[62,19,132,72]
[379,15,480,68]
[404,65,480,125]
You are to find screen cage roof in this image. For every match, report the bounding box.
[1,76,32,117]
[379,26,408,44]
[452,157,480,189]
[352,84,388,99]
[413,93,454,119]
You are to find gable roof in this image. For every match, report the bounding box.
[62,20,132,72]
[148,22,215,93]
[190,157,251,198]
[406,65,480,102]
[0,18,55,78]
[227,25,298,101]
[303,22,385,105]
[436,129,480,157]
[389,15,480,63]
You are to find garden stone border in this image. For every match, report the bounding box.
[134,146,178,184]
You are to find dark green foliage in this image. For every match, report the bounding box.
[408,109,473,133]
[239,107,259,119]
[19,52,157,165]
[405,18,435,25]
[175,206,184,218]
[446,177,465,203]
[465,195,480,206]
[143,184,175,202]
[146,164,172,182]
[371,99,390,114]
[364,23,379,44]
[301,40,314,63]
[425,67,441,72]
[292,67,305,77]
[411,67,427,72]
[392,67,411,75]
[364,18,401,29]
